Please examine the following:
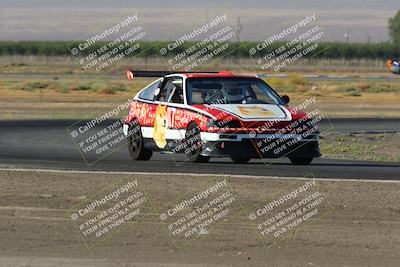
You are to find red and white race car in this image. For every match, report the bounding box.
[123,71,320,164]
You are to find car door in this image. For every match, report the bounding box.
[153,76,184,148]
[152,76,186,149]
[136,78,162,127]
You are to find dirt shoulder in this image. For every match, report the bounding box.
[1,73,400,119]
[321,133,400,162]
[0,170,399,266]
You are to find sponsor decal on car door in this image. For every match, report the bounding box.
[153,104,167,148]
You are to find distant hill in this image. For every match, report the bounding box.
[0,0,398,43]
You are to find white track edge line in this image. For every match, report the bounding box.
[0,167,399,184]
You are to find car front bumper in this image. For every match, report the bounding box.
[200,134,320,158]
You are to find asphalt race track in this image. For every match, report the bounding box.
[0,118,399,180]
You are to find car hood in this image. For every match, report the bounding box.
[198,104,292,121]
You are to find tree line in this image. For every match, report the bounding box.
[0,41,399,60]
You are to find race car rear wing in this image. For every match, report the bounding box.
[126,70,219,80]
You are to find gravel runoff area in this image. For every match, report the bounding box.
[0,169,399,267]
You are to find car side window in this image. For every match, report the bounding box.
[158,77,184,104]
[138,79,161,101]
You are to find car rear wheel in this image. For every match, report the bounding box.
[289,157,313,165]
[184,122,210,163]
[128,119,152,161]
[230,157,251,164]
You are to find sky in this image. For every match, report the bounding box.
[0,0,399,43]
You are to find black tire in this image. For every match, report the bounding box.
[230,157,251,164]
[127,119,152,161]
[289,157,313,165]
[184,122,210,163]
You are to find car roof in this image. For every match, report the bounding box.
[174,72,258,79]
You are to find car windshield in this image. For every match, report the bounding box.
[186,77,283,105]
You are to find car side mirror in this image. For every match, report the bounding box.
[282,95,290,104]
